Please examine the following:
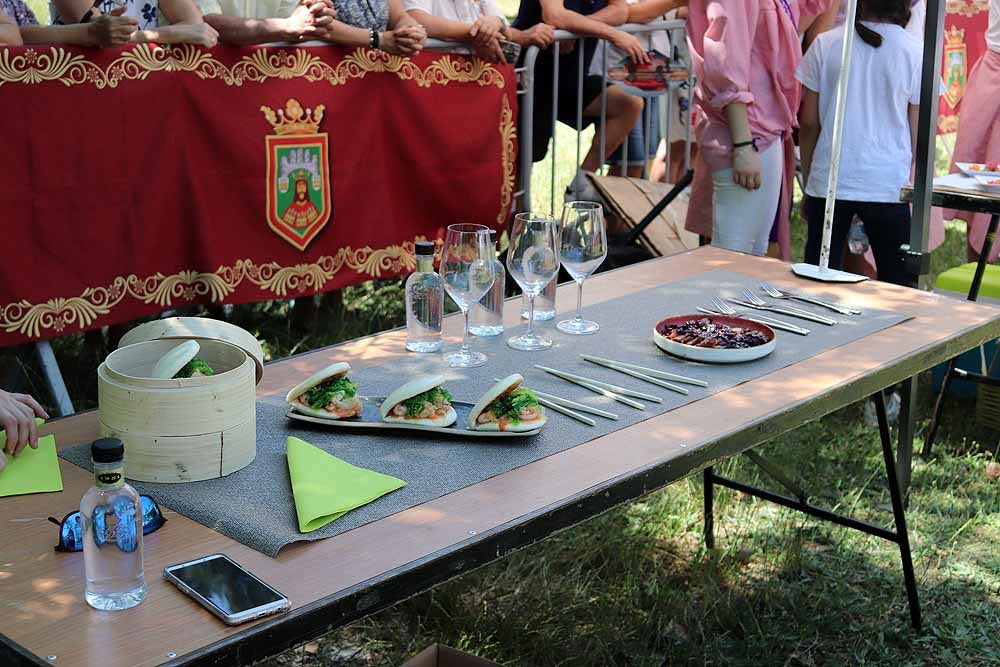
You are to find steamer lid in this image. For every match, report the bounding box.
[118,317,265,384]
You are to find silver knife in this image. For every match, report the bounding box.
[782,291,862,316]
[727,299,837,326]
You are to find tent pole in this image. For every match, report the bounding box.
[908,0,946,289]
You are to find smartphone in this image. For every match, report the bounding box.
[163,554,291,625]
[500,40,522,64]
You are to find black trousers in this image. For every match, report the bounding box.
[803,196,912,286]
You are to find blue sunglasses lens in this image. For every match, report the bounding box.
[56,495,165,552]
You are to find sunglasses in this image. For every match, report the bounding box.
[47,495,166,553]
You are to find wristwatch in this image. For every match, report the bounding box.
[497,14,509,37]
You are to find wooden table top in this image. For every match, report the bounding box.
[901,179,1000,215]
[4,247,1000,667]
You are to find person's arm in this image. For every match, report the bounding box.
[588,0,629,26]
[204,0,333,44]
[141,0,218,45]
[405,8,471,40]
[626,0,686,24]
[0,9,23,44]
[907,103,919,166]
[539,0,647,61]
[507,22,554,47]
[0,389,49,459]
[799,87,821,186]
[802,0,836,51]
[20,11,137,45]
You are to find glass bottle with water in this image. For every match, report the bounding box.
[521,276,556,320]
[405,241,444,352]
[81,438,146,611]
[847,218,870,255]
[469,230,505,337]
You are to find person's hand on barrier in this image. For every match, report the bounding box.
[382,25,425,56]
[0,390,48,459]
[469,15,503,48]
[520,23,554,47]
[611,31,649,65]
[473,38,505,63]
[285,1,332,40]
[88,9,138,47]
[732,144,761,190]
[178,22,219,47]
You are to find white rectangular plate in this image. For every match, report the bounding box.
[957,162,1000,179]
[285,397,541,438]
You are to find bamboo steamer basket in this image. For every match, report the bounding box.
[98,318,264,483]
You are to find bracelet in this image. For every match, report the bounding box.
[732,138,758,152]
[369,28,380,50]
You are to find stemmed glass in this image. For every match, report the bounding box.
[557,202,607,335]
[507,212,560,351]
[440,223,496,367]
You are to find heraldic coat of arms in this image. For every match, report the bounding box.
[262,99,332,251]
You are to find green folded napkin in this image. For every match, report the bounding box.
[0,419,63,497]
[286,436,406,533]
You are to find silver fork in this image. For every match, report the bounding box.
[735,289,838,326]
[759,281,862,316]
[707,298,811,335]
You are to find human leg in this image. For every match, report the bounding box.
[803,196,853,269]
[581,84,642,173]
[857,202,911,285]
[711,141,783,255]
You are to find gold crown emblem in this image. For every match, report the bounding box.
[945,26,965,47]
[261,99,326,135]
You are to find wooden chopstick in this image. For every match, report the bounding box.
[534,365,647,410]
[579,356,689,395]
[532,389,619,420]
[578,354,708,387]
[536,397,596,426]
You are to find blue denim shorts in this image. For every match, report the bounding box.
[607,97,660,167]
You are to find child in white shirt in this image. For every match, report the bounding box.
[797,0,922,285]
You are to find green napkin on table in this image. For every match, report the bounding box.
[0,419,63,497]
[286,436,406,533]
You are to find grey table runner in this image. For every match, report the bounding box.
[62,270,910,557]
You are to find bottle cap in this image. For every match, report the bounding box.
[415,241,435,257]
[91,438,124,463]
[489,230,497,242]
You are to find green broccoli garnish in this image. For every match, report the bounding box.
[488,387,540,424]
[303,377,358,409]
[402,387,453,418]
[174,358,215,379]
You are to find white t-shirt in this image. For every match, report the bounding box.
[401,0,502,22]
[987,0,1000,54]
[588,0,671,77]
[797,22,922,202]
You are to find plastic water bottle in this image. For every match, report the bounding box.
[470,230,505,337]
[405,241,444,352]
[848,218,870,255]
[81,438,146,611]
[521,276,556,321]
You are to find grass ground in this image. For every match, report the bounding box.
[10,19,998,664]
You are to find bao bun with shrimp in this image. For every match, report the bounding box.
[286,362,363,420]
[379,375,457,427]
[467,374,547,432]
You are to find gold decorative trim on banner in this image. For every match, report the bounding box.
[497,96,516,227]
[946,0,988,16]
[0,239,441,339]
[0,45,506,89]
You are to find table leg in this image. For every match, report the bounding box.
[703,466,715,551]
[34,341,74,417]
[874,391,921,630]
[896,377,916,501]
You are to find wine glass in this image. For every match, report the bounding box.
[507,212,560,351]
[557,202,607,334]
[440,223,496,367]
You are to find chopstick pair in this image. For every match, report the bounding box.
[578,354,705,393]
[535,365,652,410]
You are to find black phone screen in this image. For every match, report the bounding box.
[169,556,284,616]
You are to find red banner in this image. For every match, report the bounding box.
[0,44,517,345]
[939,0,990,133]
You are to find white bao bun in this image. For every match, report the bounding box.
[469,413,547,432]
[467,373,524,428]
[151,340,201,380]
[379,375,448,420]
[285,362,352,404]
[290,397,364,420]
[383,405,458,428]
